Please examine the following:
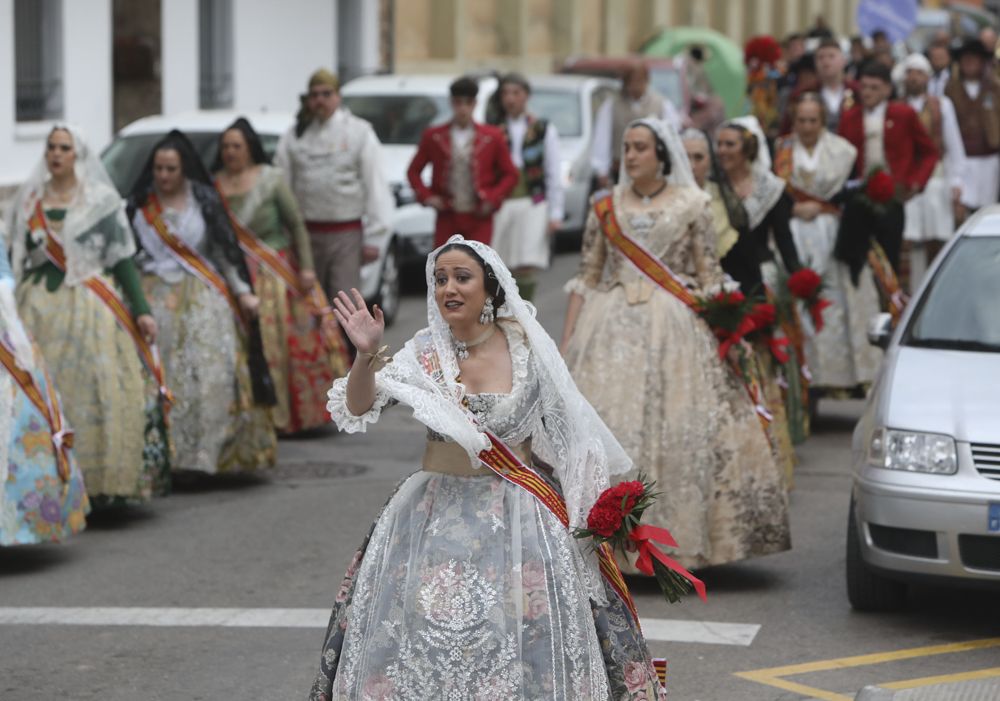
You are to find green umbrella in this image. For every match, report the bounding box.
[641,26,747,119]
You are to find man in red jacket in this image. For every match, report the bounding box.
[407,76,519,248]
[837,61,939,272]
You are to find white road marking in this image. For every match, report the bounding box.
[0,607,759,645]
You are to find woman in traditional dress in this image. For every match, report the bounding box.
[5,125,170,505]
[716,117,806,464]
[773,93,882,397]
[212,118,347,434]
[310,238,668,700]
[127,130,277,475]
[0,241,89,545]
[560,117,789,571]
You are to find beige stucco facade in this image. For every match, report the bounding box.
[390,0,863,74]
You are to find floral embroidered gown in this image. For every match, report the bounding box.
[564,185,790,569]
[219,165,348,433]
[310,321,665,701]
[0,248,89,544]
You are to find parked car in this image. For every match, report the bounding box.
[341,72,617,262]
[100,110,401,324]
[846,208,1000,610]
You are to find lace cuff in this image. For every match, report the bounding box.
[563,275,592,297]
[325,375,395,433]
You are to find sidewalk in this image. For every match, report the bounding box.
[855,678,1000,700]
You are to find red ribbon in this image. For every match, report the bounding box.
[808,298,832,333]
[717,316,758,360]
[628,524,708,602]
[766,335,790,364]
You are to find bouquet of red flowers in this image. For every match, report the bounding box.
[745,302,790,364]
[695,289,757,359]
[787,268,832,332]
[744,35,782,67]
[574,476,707,605]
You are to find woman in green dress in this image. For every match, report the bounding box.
[5,125,171,504]
[213,118,347,434]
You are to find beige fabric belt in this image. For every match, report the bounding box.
[422,439,531,476]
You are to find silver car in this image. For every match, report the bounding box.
[846,207,1000,610]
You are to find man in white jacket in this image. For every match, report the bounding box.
[899,53,967,291]
[275,69,394,302]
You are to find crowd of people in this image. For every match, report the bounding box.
[0,21,992,697]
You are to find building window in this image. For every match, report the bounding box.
[14,0,64,122]
[199,0,233,109]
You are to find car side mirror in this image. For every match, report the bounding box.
[867,313,893,350]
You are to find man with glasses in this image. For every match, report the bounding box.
[275,68,393,303]
[407,76,519,248]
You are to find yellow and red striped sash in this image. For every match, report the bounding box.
[0,340,73,482]
[594,195,772,426]
[477,432,641,627]
[140,194,246,331]
[213,184,346,356]
[868,240,907,323]
[593,195,698,308]
[28,202,173,414]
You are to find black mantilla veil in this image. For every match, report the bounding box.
[126,129,277,407]
[210,117,271,172]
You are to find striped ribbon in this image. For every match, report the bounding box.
[594,195,772,426]
[868,240,907,323]
[140,194,246,332]
[29,201,173,415]
[477,432,641,628]
[0,339,73,483]
[213,183,347,357]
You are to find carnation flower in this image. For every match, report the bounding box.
[586,504,624,538]
[749,302,777,329]
[865,169,896,204]
[787,268,822,300]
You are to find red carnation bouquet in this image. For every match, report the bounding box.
[745,302,790,364]
[574,476,707,605]
[744,35,782,67]
[695,289,757,360]
[787,268,832,332]
[859,166,898,215]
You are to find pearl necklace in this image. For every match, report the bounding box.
[453,324,496,361]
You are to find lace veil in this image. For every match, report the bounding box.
[720,115,785,229]
[617,116,698,189]
[5,124,135,287]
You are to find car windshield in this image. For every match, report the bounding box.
[101,131,279,195]
[649,68,684,109]
[341,94,451,145]
[903,236,1000,352]
[528,89,582,137]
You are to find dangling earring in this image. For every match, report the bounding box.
[479,296,495,325]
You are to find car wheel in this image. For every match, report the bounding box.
[846,497,907,611]
[373,241,400,327]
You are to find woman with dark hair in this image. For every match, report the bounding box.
[309,237,668,700]
[128,129,277,475]
[716,116,805,466]
[561,118,789,571]
[5,125,170,505]
[213,118,347,434]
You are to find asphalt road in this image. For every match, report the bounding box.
[1,250,997,701]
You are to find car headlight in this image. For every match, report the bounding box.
[867,428,958,475]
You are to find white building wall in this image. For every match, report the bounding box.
[0,0,113,190]
[232,0,338,113]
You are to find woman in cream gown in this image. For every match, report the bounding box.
[561,118,789,570]
[773,93,883,395]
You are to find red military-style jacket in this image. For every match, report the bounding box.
[406,121,519,213]
[838,101,939,192]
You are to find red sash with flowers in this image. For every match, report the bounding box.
[0,340,73,482]
[593,195,772,426]
[213,183,347,356]
[140,194,246,331]
[29,201,173,415]
[477,433,640,626]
